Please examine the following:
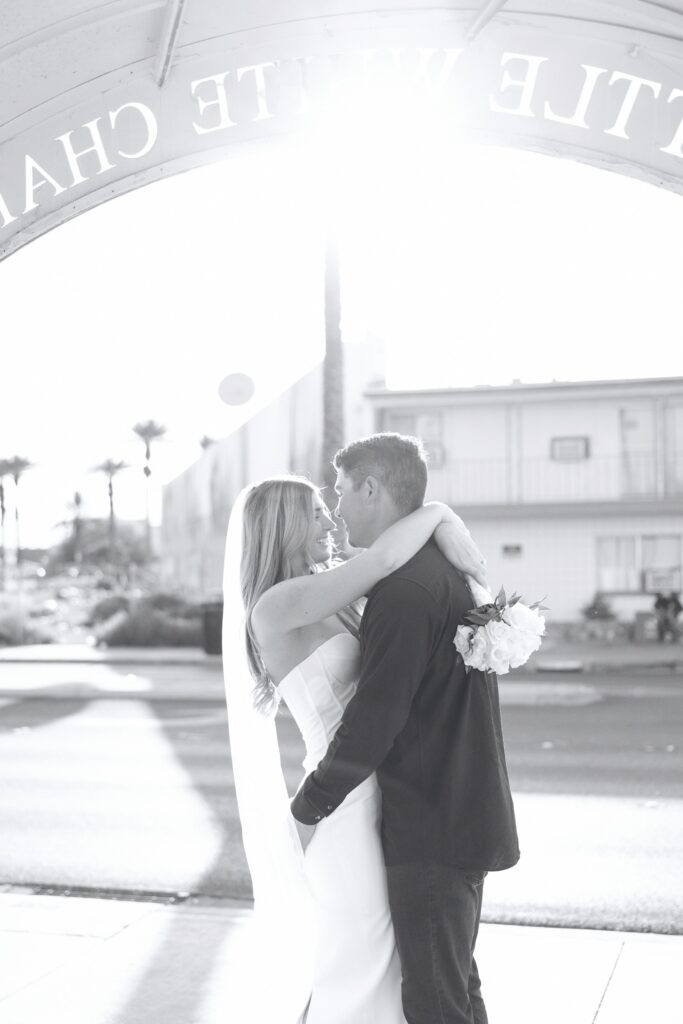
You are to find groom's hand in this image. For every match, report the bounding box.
[294,819,317,852]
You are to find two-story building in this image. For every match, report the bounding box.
[368,376,683,621]
[161,372,682,621]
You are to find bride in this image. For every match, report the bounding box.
[221,474,486,1023]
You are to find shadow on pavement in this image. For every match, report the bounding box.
[0,686,96,731]
[110,701,306,1023]
[0,672,304,1022]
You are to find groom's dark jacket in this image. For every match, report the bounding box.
[291,539,520,871]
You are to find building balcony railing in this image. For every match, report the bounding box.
[432,452,683,506]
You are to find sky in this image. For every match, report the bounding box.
[2,125,683,547]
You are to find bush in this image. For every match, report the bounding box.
[143,592,201,620]
[98,602,202,647]
[581,594,615,621]
[89,591,200,622]
[0,598,52,646]
[87,594,131,625]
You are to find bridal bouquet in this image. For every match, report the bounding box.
[454,586,546,676]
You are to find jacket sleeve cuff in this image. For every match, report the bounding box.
[290,775,337,824]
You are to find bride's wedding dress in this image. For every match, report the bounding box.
[278,631,407,1024]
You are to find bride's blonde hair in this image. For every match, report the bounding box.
[241,476,321,712]
[240,475,361,713]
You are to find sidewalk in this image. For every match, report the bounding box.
[0,644,224,702]
[0,634,679,675]
[0,890,680,1023]
[0,644,220,667]
[0,640,681,704]
[1,638,682,674]
[527,636,683,674]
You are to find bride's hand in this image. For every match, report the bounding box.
[333,520,364,560]
[431,510,488,588]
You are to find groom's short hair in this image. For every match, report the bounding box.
[333,432,428,515]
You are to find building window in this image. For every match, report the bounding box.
[597,536,638,592]
[423,441,445,467]
[597,534,682,593]
[382,411,445,467]
[550,436,590,461]
[502,544,523,557]
[382,412,419,436]
[642,535,682,592]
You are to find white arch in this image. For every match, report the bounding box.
[4,2,683,259]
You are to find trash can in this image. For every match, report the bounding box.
[633,611,658,643]
[201,599,223,655]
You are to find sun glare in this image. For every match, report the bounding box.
[3,109,683,544]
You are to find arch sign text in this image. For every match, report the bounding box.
[2,17,683,258]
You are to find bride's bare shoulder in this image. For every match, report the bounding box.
[250,579,296,642]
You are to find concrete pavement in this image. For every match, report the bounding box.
[0,643,221,667]
[528,636,683,674]
[1,646,681,1020]
[0,889,680,1023]
[1,636,682,673]
[0,639,680,706]
[0,645,224,701]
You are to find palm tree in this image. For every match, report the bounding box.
[320,231,345,493]
[132,420,167,558]
[68,491,84,564]
[91,459,129,563]
[0,457,13,589]
[53,491,84,566]
[5,456,34,570]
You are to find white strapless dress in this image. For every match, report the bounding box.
[278,632,407,1024]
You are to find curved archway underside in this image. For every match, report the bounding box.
[3,1,683,259]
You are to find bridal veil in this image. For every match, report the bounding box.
[221,485,315,1022]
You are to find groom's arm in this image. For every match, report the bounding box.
[291,577,439,824]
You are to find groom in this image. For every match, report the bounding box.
[291,432,519,1024]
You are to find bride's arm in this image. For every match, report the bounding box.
[252,502,453,638]
[338,515,487,587]
[433,513,488,588]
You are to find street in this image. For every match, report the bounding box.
[0,663,682,933]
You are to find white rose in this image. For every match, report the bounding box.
[507,625,543,669]
[485,619,509,644]
[468,630,489,670]
[487,645,511,675]
[507,603,545,638]
[454,625,474,657]
[508,644,530,669]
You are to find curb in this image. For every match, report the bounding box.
[0,653,222,667]
[532,660,683,674]
[0,689,225,702]
[1,651,682,677]
[0,658,220,667]
[532,660,584,673]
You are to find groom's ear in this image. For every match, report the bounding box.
[363,475,381,503]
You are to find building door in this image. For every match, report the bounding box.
[665,402,683,497]
[618,405,656,498]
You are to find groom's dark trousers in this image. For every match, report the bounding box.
[387,863,488,1024]
[291,540,519,1024]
